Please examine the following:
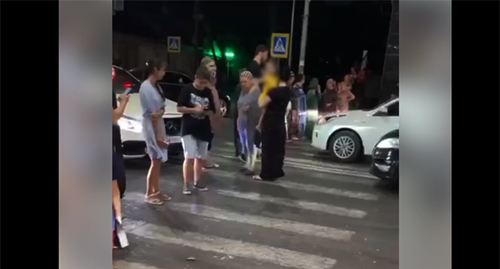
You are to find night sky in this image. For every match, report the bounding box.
[114,0,391,80]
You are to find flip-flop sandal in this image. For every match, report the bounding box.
[252,175,263,181]
[153,192,171,201]
[144,196,163,205]
[204,163,220,169]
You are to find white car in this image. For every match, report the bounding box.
[113,65,184,158]
[311,96,399,163]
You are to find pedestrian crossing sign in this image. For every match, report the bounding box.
[167,36,181,53]
[270,33,290,58]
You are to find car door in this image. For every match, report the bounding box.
[364,100,399,154]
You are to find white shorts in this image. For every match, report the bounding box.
[181,135,209,160]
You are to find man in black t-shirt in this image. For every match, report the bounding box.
[247,44,268,79]
[177,66,216,195]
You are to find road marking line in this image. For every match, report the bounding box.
[113,261,161,269]
[284,161,377,179]
[278,181,378,200]
[169,203,355,241]
[211,153,377,179]
[206,169,378,200]
[217,190,367,218]
[286,155,367,171]
[123,219,337,269]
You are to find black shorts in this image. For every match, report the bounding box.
[207,132,214,151]
[112,151,126,182]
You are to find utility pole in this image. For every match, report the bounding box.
[193,0,200,48]
[193,0,205,66]
[288,0,296,67]
[298,0,311,75]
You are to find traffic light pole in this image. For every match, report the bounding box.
[298,0,311,75]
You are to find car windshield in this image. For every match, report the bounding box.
[362,95,398,111]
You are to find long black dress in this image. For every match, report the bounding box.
[259,86,291,181]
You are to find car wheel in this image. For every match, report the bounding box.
[389,166,399,189]
[220,99,228,118]
[328,130,362,163]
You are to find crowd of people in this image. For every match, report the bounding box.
[111,44,362,250]
[308,67,366,115]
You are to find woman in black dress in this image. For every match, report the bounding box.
[253,62,292,181]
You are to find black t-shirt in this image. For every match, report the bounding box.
[263,86,292,128]
[112,90,122,153]
[177,83,216,142]
[247,60,262,79]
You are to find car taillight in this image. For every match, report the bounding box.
[123,82,133,88]
[112,67,115,81]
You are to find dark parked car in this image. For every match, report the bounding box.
[369,129,399,186]
[129,68,231,118]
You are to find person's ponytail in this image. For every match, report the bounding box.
[145,58,167,100]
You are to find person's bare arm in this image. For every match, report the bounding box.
[348,91,355,102]
[112,107,120,124]
[177,106,203,114]
[210,87,221,116]
[258,95,271,108]
[112,94,129,124]
[256,110,265,131]
[151,116,164,140]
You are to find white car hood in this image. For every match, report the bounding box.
[120,93,182,120]
[321,109,371,120]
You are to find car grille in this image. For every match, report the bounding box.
[163,118,182,136]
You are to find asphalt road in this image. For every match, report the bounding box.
[113,120,399,269]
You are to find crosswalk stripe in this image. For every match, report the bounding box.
[211,153,377,179]
[286,155,367,172]
[217,190,367,218]
[284,161,377,179]
[123,219,337,269]
[278,181,378,200]
[169,202,355,241]
[206,168,377,200]
[113,261,161,269]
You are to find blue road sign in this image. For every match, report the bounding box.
[270,33,289,58]
[167,36,181,53]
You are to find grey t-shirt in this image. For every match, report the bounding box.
[237,87,261,129]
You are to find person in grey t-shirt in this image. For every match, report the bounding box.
[237,70,262,174]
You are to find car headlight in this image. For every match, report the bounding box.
[376,138,399,149]
[118,116,142,133]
